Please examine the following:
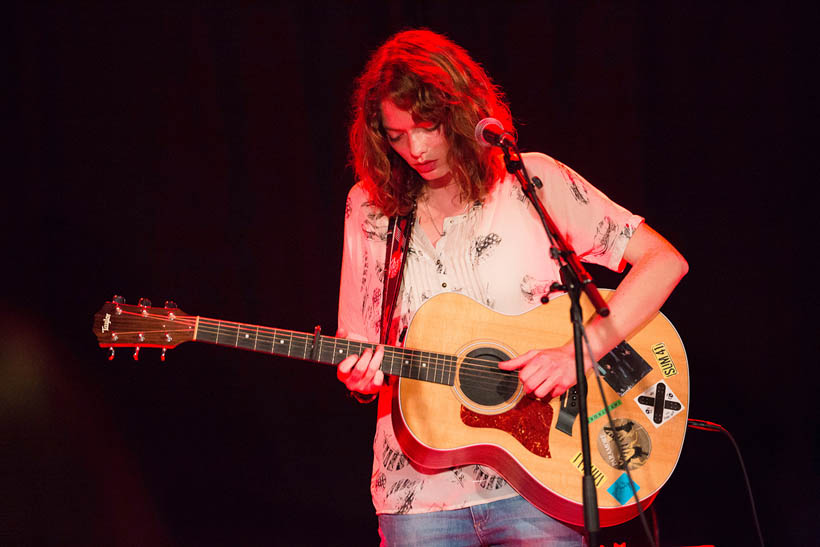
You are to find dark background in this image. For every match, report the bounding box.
[5,3,813,546]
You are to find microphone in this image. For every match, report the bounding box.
[474,117,516,148]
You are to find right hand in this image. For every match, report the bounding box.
[336,328,385,395]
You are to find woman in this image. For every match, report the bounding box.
[336,29,687,545]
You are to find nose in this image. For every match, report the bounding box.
[407,131,427,160]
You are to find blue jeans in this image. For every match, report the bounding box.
[378,496,587,546]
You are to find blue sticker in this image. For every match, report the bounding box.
[607,473,640,505]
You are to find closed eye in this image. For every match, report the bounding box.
[385,123,439,143]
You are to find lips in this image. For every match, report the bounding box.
[414,160,437,174]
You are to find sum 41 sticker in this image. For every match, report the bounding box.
[651,342,678,377]
[634,381,684,428]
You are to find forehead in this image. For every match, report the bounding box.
[380,100,421,130]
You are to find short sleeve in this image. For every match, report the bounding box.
[527,153,644,273]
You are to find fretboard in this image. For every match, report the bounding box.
[193,317,456,386]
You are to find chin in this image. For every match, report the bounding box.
[420,170,451,183]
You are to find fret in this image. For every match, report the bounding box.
[443,355,453,385]
[318,336,332,363]
[255,327,274,354]
[294,334,310,359]
[326,337,351,365]
[445,355,455,385]
[340,338,352,365]
[236,324,257,351]
[416,351,427,380]
[430,351,440,384]
[375,348,453,386]
[270,330,293,357]
[400,351,411,378]
[417,351,428,381]
[195,319,217,344]
[382,349,396,376]
[322,336,335,364]
[214,321,238,346]
[384,349,397,376]
[184,316,456,386]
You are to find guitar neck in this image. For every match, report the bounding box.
[192,316,456,386]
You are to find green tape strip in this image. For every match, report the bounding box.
[588,399,623,424]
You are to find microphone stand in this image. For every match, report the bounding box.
[500,143,609,547]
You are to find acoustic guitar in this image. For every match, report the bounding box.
[92,290,688,527]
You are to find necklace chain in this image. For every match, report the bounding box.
[423,198,445,237]
[421,198,469,238]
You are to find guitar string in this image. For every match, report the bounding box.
[112,311,530,385]
[112,309,524,377]
[185,319,519,387]
[108,310,527,392]
[109,324,517,395]
[168,326,517,395]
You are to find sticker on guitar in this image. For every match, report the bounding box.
[597,418,651,471]
[634,381,684,428]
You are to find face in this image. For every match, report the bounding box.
[380,100,452,184]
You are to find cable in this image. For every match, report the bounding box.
[687,419,765,547]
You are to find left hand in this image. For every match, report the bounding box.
[498,345,579,399]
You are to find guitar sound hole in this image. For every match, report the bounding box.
[458,347,518,406]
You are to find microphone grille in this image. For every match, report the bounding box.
[474,117,503,147]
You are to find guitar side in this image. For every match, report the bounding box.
[391,291,689,527]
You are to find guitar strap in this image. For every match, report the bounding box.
[380,210,415,345]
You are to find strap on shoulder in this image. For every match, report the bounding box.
[380,210,414,345]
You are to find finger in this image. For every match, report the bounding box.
[370,345,385,368]
[343,352,371,388]
[367,346,385,386]
[545,382,567,400]
[352,348,374,376]
[337,354,358,376]
[336,327,348,339]
[534,378,555,399]
[499,349,538,370]
[524,367,550,394]
[538,369,572,400]
[517,354,547,384]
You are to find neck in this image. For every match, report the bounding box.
[422,177,464,214]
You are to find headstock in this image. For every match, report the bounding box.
[92,295,195,360]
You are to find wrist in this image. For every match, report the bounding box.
[349,390,378,404]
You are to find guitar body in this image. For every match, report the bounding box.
[392,291,688,527]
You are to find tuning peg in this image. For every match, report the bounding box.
[161,347,167,362]
[138,298,152,308]
[133,346,140,361]
[164,300,178,309]
[108,347,115,360]
[112,295,126,304]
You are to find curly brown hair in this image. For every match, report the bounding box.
[349,29,514,216]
